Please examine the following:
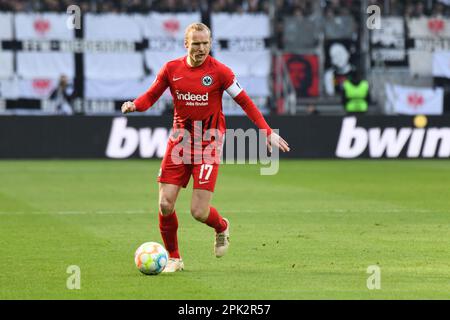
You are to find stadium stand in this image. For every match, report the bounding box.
[1,0,450,115]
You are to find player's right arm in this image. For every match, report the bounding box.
[221,65,290,153]
[121,64,170,114]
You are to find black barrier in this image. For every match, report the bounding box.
[0,115,449,159]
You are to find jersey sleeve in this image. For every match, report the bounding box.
[232,89,272,136]
[133,63,170,112]
[221,64,236,91]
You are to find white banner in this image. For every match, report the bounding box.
[432,51,450,78]
[85,13,143,41]
[0,78,67,99]
[212,13,270,38]
[409,50,433,76]
[0,13,13,39]
[212,13,270,78]
[17,52,74,79]
[408,17,450,75]
[7,13,270,106]
[385,83,444,115]
[0,52,14,79]
[15,13,74,40]
[0,77,19,99]
[19,78,59,99]
[408,17,450,38]
[84,53,144,80]
[84,14,145,80]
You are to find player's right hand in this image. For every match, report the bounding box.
[121,101,136,114]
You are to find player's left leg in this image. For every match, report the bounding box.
[191,188,230,258]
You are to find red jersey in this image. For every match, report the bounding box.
[134,55,272,143]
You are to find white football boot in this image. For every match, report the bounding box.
[163,258,184,273]
[215,218,230,258]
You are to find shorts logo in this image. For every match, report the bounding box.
[202,75,213,86]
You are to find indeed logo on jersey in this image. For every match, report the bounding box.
[175,90,209,106]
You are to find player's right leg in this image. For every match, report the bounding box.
[157,139,192,272]
[159,183,184,272]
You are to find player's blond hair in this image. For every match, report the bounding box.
[184,23,211,42]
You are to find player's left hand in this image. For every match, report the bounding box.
[267,132,290,153]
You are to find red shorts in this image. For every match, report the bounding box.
[157,140,220,192]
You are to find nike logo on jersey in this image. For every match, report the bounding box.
[198,181,209,185]
[173,77,183,81]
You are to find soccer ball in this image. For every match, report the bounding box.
[134,242,168,275]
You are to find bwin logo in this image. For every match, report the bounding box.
[336,117,450,158]
[106,118,169,158]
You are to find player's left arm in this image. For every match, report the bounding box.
[225,79,290,153]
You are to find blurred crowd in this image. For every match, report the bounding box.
[1,0,450,17]
[369,0,450,17]
[0,0,295,14]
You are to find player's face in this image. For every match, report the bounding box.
[185,30,211,67]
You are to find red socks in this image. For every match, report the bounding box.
[205,206,228,233]
[159,211,180,259]
[159,207,226,259]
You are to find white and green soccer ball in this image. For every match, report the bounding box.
[134,242,168,275]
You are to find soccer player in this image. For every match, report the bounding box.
[121,23,290,272]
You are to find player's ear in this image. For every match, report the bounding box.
[184,32,191,49]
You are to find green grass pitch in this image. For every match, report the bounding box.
[0,160,449,299]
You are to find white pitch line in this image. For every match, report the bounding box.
[0,209,447,215]
[0,210,149,215]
